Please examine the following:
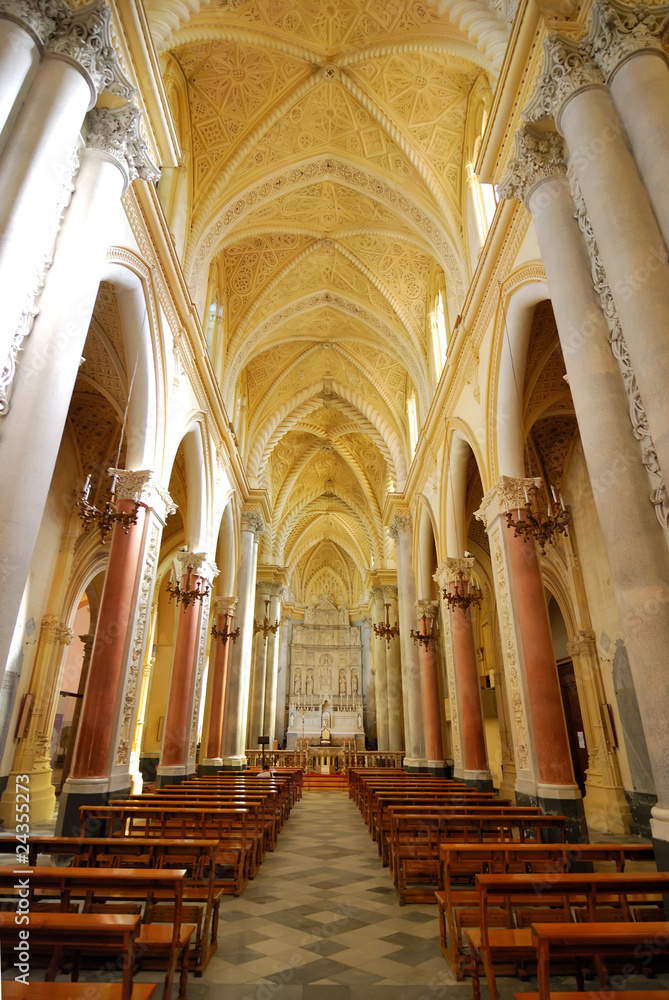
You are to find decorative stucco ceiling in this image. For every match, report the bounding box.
[149,0,508,604]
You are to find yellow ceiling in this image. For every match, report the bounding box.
[151,0,506,604]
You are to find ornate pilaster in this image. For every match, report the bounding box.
[589,0,669,81]
[188,587,211,767]
[498,127,567,207]
[0,0,67,48]
[523,34,603,129]
[86,104,159,191]
[46,0,135,107]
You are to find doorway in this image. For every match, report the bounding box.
[556,658,589,796]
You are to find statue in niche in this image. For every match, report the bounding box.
[351,672,359,695]
[289,712,295,728]
[306,672,313,696]
[339,672,347,696]
[320,655,332,690]
[293,670,302,696]
[322,711,331,729]
[357,713,363,729]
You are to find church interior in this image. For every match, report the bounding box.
[1,0,669,995]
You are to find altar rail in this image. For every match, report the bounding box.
[245,749,405,773]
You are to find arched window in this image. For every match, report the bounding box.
[407,392,419,458]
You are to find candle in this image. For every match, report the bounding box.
[560,495,565,511]
[505,498,509,513]
[551,485,557,502]
[83,474,91,500]
[110,473,118,495]
[169,569,174,586]
[523,486,529,503]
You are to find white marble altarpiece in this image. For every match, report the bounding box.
[287,599,364,748]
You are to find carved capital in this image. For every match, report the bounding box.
[241,507,265,537]
[589,0,669,81]
[86,104,159,189]
[370,585,385,601]
[45,0,135,107]
[381,584,398,601]
[40,614,74,646]
[388,513,412,541]
[178,551,219,585]
[213,596,238,617]
[0,0,67,48]
[415,600,439,619]
[475,476,542,529]
[434,557,475,588]
[109,468,176,522]
[523,34,603,127]
[567,627,598,657]
[362,616,373,626]
[498,126,566,206]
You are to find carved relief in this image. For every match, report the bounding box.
[189,589,211,761]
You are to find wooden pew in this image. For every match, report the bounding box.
[436,842,656,978]
[0,866,192,1000]
[0,911,139,1000]
[80,805,251,895]
[2,986,156,1000]
[516,921,669,1000]
[465,871,669,1000]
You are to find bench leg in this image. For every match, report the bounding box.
[178,942,190,1000]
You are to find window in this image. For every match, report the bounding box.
[407,393,419,458]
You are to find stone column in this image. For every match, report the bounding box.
[221,508,263,770]
[0,102,159,681]
[274,616,291,748]
[0,0,135,382]
[589,1,669,253]
[58,472,173,832]
[201,596,237,773]
[0,614,73,827]
[476,479,586,840]
[435,560,492,789]
[524,32,669,493]
[262,584,284,749]
[361,616,376,746]
[156,551,217,788]
[501,125,669,843]
[415,599,447,776]
[370,587,389,750]
[383,585,404,752]
[389,514,426,769]
[247,583,270,749]
[0,0,60,154]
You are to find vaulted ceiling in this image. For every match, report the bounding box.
[148,0,508,605]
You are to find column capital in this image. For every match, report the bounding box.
[434,557,475,588]
[415,600,439,619]
[523,34,603,128]
[370,585,385,600]
[362,615,373,626]
[177,551,219,585]
[40,614,74,645]
[381,584,398,601]
[86,104,159,191]
[498,126,566,206]
[589,0,669,82]
[566,627,597,657]
[388,512,412,541]
[109,468,176,523]
[0,0,67,49]
[213,596,238,617]
[475,475,542,529]
[241,507,265,537]
[45,0,135,108]
[255,579,283,598]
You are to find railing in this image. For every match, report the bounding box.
[245,749,405,773]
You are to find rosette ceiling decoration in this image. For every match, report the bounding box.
[146,0,509,606]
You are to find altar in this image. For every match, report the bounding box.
[286,599,365,750]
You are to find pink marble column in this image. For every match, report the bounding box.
[69,498,148,780]
[451,601,489,777]
[416,601,446,773]
[506,524,574,788]
[158,552,217,784]
[204,597,237,765]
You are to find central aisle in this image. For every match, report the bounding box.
[198,787,460,999]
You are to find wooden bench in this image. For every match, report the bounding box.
[515,921,669,1000]
[1,986,156,1000]
[0,866,193,1000]
[80,806,251,895]
[0,911,140,1000]
[465,871,669,1000]
[436,842,656,977]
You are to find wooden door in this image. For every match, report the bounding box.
[557,658,589,797]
